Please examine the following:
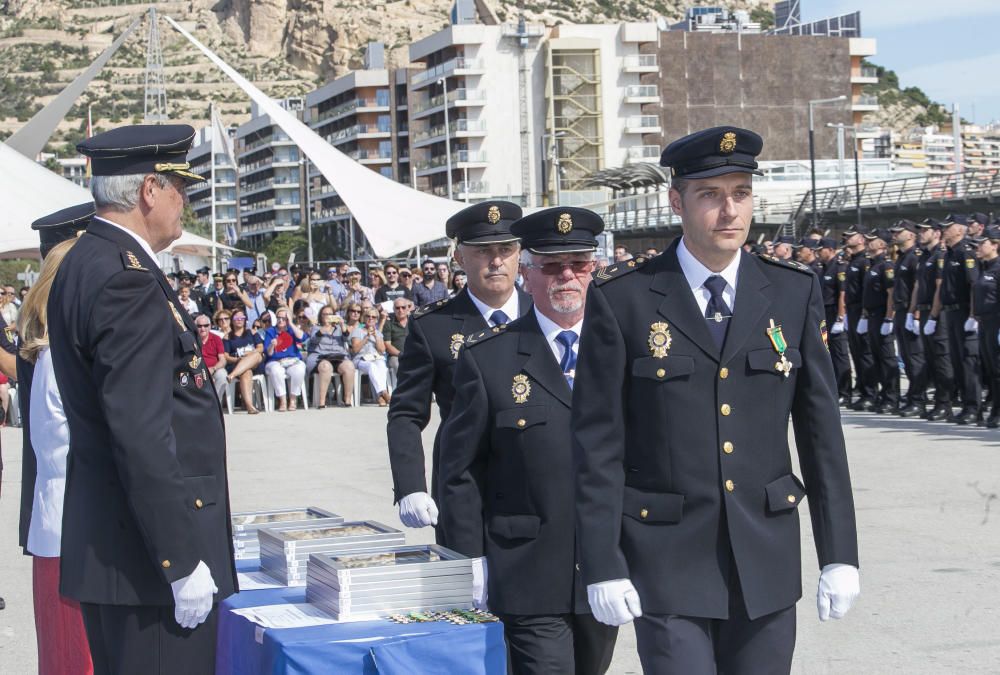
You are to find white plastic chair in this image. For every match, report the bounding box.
[265,375,309,410]
[223,374,268,414]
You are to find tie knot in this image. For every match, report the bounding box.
[556,330,578,349]
[703,275,727,298]
[490,310,510,326]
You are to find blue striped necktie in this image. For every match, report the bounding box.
[556,330,578,388]
[490,309,510,327]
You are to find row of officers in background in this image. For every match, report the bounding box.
[773,212,1000,428]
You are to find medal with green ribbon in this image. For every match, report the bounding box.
[766,318,793,378]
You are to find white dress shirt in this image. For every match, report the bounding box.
[676,237,741,315]
[533,307,583,368]
[27,348,70,558]
[467,289,520,327]
[95,216,158,261]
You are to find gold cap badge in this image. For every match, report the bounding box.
[557,213,573,234]
[720,131,737,154]
[648,322,672,358]
[512,373,531,404]
[487,205,501,225]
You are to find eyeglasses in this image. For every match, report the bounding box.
[225,278,237,282]
[348,309,361,313]
[394,305,410,311]
[232,316,246,322]
[525,260,595,275]
[277,316,288,322]
[310,277,321,282]
[218,316,231,321]
[195,323,211,329]
[366,314,379,319]
[296,314,307,320]
[386,270,398,276]
[399,272,411,277]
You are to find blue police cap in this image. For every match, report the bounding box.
[445,200,523,245]
[76,124,205,183]
[818,237,838,249]
[842,224,866,237]
[31,202,95,258]
[943,213,969,226]
[864,228,892,243]
[916,217,943,231]
[972,225,1000,243]
[889,219,919,234]
[798,238,822,250]
[511,207,604,254]
[970,212,989,225]
[775,235,796,246]
[660,126,764,179]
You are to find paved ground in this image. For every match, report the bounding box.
[1,405,998,673]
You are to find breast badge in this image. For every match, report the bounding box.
[512,373,531,404]
[189,354,202,370]
[450,333,465,360]
[766,319,793,378]
[648,322,672,358]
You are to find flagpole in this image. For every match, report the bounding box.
[210,102,218,271]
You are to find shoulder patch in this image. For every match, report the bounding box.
[462,323,508,348]
[411,295,454,319]
[592,255,650,286]
[758,254,814,275]
[120,250,148,272]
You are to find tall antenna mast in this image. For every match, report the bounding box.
[143,8,169,123]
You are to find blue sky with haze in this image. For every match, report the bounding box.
[804,0,1000,125]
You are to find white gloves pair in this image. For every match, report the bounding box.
[879,320,893,336]
[398,491,438,528]
[964,318,978,335]
[830,318,845,335]
[586,564,860,626]
[905,314,919,335]
[170,560,218,629]
[856,318,868,335]
[923,319,937,335]
[471,556,489,609]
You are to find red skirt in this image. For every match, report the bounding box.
[32,556,94,675]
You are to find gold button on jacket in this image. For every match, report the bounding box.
[719,367,729,379]
[725,479,735,492]
[161,560,171,569]
[720,403,731,416]
[195,498,204,509]
[723,441,734,454]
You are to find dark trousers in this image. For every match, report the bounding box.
[979,315,1000,414]
[894,312,927,405]
[846,305,875,400]
[944,307,982,413]
[496,612,618,675]
[826,307,852,398]
[920,312,953,405]
[80,603,218,675]
[865,311,899,407]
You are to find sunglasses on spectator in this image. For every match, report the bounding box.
[525,260,596,275]
[348,309,361,313]
[296,314,307,320]
[225,277,237,282]
[394,305,410,311]
[195,322,211,329]
[399,272,411,277]
[218,316,231,322]
[233,316,246,322]
[386,270,398,276]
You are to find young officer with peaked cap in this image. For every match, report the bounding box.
[842,223,877,409]
[440,207,617,675]
[971,224,1000,427]
[859,228,900,413]
[46,124,237,674]
[571,127,860,674]
[914,218,955,420]
[387,201,531,540]
[889,220,929,417]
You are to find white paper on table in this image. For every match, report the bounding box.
[232,602,340,629]
[237,571,285,591]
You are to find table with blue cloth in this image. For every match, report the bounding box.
[216,560,507,674]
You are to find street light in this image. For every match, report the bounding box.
[808,95,847,228]
[540,131,565,206]
[827,122,863,229]
[437,77,454,201]
[299,157,313,265]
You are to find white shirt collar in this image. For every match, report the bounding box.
[676,236,741,312]
[94,216,158,263]
[467,288,519,327]
[533,306,584,364]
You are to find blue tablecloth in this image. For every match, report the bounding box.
[216,560,506,675]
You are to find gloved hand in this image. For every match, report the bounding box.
[471,556,488,609]
[880,320,893,336]
[905,313,917,334]
[923,318,937,336]
[964,317,978,334]
[170,560,218,629]
[587,579,643,626]
[398,492,439,528]
[831,318,845,335]
[856,318,868,335]
[817,563,860,621]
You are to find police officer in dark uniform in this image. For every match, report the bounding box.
[817,238,852,403]
[843,225,876,410]
[936,213,981,424]
[914,219,954,420]
[572,127,859,674]
[47,124,237,673]
[440,207,617,675]
[888,220,928,416]
[972,225,1000,427]
[860,228,899,413]
[387,202,531,539]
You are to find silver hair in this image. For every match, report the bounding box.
[91,173,170,212]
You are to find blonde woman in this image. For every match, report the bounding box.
[17,237,93,675]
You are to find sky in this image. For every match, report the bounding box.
[804,0,1000,125]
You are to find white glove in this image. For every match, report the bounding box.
[923,319,937,336]
[964,317,978,334]
[830,318,845,335]
[997,329,1000,347]
[856,318,868,335]
[905,313,917,334]
[879,320,893,336]
[471,556,488,609]
[170,560,218,629]
[398,491,439,528]
[817,563,860,621]
[587,578,643,626]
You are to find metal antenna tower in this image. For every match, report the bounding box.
[143,7,169,123]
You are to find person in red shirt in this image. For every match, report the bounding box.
[195,314,228,402]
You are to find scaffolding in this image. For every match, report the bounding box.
[546,44,603,194]
[143,8,169,123]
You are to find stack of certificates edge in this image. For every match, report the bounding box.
[231,507,342,561]
[258,520,406,586]
[305,544,474,621]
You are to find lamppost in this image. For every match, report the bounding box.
[827,122,863,229]
[437,76,454,201]
[808,95,847,228]
[540,131,565,206]
[300,157,313,265]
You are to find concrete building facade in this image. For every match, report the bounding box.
[187,126,238,247]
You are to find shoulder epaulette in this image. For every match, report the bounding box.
[758,254,814,275]
[463,323,508,348]
[119,249,148,272]
[592,255,651,286]
[411,295,454,319]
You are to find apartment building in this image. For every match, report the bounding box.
[186,126,238,246]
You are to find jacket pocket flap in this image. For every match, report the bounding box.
[747,347,802,373]
[184,475,218,508]
[765,474,806,512]
[488,514,541,540]
[178,331,198,353]
[496,406,547,430]
[631,355,695,381]
[622,486,685,523]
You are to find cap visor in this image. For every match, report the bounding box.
[677,165,763,180]
[528,244,598,255]
[460,235,521,245]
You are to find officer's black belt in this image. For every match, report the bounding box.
[942,304,968,312]
[916,304,932,311]
[893,303,908,311]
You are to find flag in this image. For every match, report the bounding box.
[211,106,237,169]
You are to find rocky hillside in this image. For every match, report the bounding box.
[1,0,774,154]
[861,61,953,131]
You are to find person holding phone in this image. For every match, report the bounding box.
[351,308,389,406]
[262,308,306,412]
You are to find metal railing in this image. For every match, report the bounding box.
[414,150,488,171]
[623,54,658,69]
[624,85,659,98]
[627,145,661,162]
[411,57,485,87]
[625,115,661,130]
[412,119,487,143]
[853,94,879,106]
[859,65,878,79]
[313,96,390,125]
[411,88,487,115]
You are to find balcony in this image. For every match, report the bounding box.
[412,119,487,147]
[852,94,879,112]
[627,145,661,163]
[851,66,879,84]
[322,123,393,147]
[347,149,394,165]
[312,96,391,127]
[624,115,662,135]
[624,85,660,104]
[314,204,352,224]
[411,57,486,89]
[240,176,300,198]
[623,54,659,73]
[414,150,488,174]
[237,132,294,159]
[500,22,544,38]
[411,88,487,119]
[431,181,490,198]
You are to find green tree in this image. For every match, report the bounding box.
[264,231,308,264]
[751,7,775,30]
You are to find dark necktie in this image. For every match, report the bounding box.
[490,309,510,327]
[703,275,731,350]
[556,330,578,388]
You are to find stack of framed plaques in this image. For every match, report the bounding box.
[259,520,405,586]
[231,507,342,561]
[305,544,474,621]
